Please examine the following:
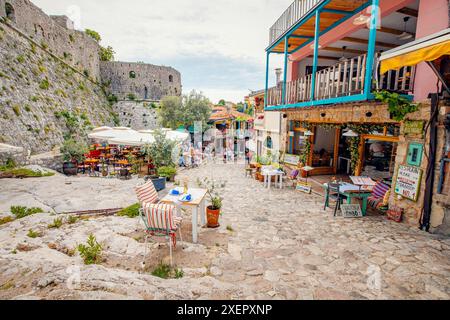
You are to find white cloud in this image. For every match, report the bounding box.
[32,0,292,102]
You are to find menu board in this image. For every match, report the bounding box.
[404,120,425,135]
[341,204,363,218]
[394,165,423,201]
[284,154,301,165]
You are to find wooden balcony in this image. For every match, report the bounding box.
[269,0,323,47]
[267,54,415,107]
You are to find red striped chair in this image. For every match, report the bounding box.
[135,180,159,205]
[368,181,391,210]
[140,202,183,267]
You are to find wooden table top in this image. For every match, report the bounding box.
[160,188,208,207]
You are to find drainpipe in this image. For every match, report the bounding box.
[421,93,439,232]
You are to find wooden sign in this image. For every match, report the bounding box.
[341,204,363,218]
[404,120,424,135]
[296,181,312,194]
[284,153,301,165]
[395,165,423,202]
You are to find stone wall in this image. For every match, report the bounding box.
[0,22,118,154]
[388,103,450,235]
[100,61,181,101]
[113,101,158,130]
[0,0,102,81]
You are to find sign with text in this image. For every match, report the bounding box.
[341,204,363,218]
[404,120,424,136]
[395,165,423,202]
[284,154,301,165]
[296,181,312,194]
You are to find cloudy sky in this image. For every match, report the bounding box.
[32,0,292,103]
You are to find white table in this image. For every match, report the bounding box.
[160,188,208,244]
[262,170,284,189]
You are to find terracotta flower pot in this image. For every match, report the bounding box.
[206,206,220,228]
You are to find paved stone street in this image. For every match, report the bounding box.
[178,162,450,300]
[0,162,449,300]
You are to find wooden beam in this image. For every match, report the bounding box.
[307,55,340,61]
[323,47,366,55]
[342,37,397,49]
[397,7,418,18]
[378,26,415,36]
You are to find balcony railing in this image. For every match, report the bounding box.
[267,54,415,107]
[269,0,323,47]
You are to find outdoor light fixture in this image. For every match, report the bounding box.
[343,129,359,137]
[398,17,414,41]
[304,130,314,136]
[353,14,371,26]
[339,46,348,62]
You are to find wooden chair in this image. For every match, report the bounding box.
[287,169,300,188]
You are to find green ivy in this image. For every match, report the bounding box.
[374,90,419,121]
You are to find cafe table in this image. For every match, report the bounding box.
[323,182,372,216]
[159,188,208,244]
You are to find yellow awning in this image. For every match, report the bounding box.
[380,40,450,75]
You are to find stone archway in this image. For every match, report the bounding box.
[5,2,16,22]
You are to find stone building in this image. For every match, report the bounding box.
[100,61,181,101]
[262,0,450,234]
[0,0,181,156]
[0,0,181,97]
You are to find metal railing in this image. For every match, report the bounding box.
[269,0,323,47]
[267,53,416,106]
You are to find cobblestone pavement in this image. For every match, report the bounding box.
[178,162,450,300]
[0,162,449,300]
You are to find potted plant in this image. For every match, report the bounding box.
[197,177,225,228]
[60,139,88,176]
[157,166,177,182]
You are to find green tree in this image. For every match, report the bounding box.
[218,99,226,106]
[181,90,212,130]
[158,96,183,129]
[85,29,102,43]
[143,130,176,168]
[236,102,245,113]
[158,90,211,130]
[100,46,115,62]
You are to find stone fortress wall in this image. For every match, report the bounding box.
[0,0,102,81]
[0,0,182,100]
[100,61,181,101]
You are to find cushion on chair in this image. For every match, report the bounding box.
[142,202,179,232]
[371,182,390,199]
[135,180,159,204]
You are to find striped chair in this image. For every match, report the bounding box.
[140,202,183,267]
[135,180,159,205]
[368,182,391,210]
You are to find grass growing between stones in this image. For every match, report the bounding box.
[11,206,44,219]
[0,216,14,225]
[151,262,184,279]
[27,229,41,238]
[48,217,63,229]
[117,203,140,218]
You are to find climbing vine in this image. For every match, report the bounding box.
[374,90,420,121]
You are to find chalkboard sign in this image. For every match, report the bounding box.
[404,120,424,135]
[341,204,363,218]
[284,154,301,165]
[395,165,423,202]
[296,182,312,194]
